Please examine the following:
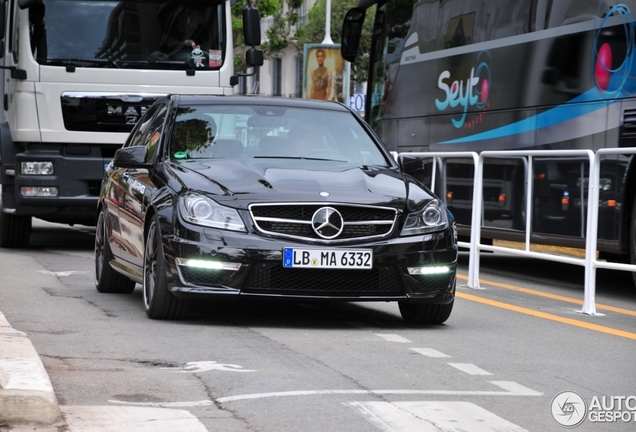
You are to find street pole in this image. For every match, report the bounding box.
[321,0,334,44]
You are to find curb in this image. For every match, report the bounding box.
[0,312,61,426]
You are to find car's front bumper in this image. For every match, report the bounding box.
[162,226,457,305]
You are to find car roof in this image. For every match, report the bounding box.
[170,94,351,112]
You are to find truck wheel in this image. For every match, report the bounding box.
[0,211,32,248]
[95,210,136,294]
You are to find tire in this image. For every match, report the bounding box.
[143,213,190,320]
[0,211,31,248]
[630,193,636,288]
[398,300,454,325]
[94,210,136,294]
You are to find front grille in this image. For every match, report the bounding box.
[243,261,404,297]
[414,273,455,291]
[179,267,232,287]
[61,92,162,133]
[250,203,398,243]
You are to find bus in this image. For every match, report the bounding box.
[342,0,636,285]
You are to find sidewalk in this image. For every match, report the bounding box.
[0,312,214,431]
[0,312,62,429]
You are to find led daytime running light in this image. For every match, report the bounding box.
[176,258,241,271]
[407,266,451,275]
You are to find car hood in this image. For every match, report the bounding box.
[168,158,433,210]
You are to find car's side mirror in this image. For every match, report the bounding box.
[113,147,150,169]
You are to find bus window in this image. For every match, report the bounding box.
[547,0,630,28]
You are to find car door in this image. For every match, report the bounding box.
[117,103,168,269]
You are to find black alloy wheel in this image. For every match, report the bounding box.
[95,210,136,294]
[143,213,191,320]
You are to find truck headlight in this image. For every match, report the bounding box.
[21,162,54,175]
[401,200,449,236]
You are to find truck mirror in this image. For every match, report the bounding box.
[246,48,263,68]
[0,3,4,43]
[342,8,365,63]
[18,0,39,9]
[243,6,261,47]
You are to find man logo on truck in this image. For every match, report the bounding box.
[107,105,149,125]
[435,50,491,129]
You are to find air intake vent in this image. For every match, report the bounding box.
[621,109,636,136]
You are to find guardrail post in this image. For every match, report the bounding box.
[581,151,601,315]
[467,152,483,289]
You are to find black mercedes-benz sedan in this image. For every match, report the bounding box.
[94,95,457,324]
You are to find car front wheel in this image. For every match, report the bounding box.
[95,210,136,294]
[143,213,191,320]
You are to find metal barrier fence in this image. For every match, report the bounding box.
[402,149,636,316]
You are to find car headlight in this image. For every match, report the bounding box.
[401,200,449,236]
[179,194,246,232]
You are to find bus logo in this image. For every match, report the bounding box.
[435,50,491,129]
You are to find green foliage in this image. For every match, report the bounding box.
[173,119,215,155]
[232,0,373,88]
[232,0,298,70]
[296,0,374,87]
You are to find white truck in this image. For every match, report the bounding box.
[0,0,261,247]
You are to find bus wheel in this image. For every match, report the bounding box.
[630,195,636,287]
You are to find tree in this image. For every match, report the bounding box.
[232,0,374,90]
[232,0,303,69]
[296,0,375,88]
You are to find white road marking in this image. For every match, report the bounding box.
[448,363,493,375]
[43,250,94,259]
[490,381,543,396]
[346,401,528,432]
[60,406,208,432]
[376,334,412,343]
[37,270,89,277]
[410,348,451,358]
[160,360,257,373]
[111,381,543,407]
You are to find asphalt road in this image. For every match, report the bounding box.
[0,219,635,431]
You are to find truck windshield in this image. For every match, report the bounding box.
[31,0,226,70]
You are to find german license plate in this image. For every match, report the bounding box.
[283,248,373,269]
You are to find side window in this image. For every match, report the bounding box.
[126,105,161,148]
[143,105,168,161]
[10,1,19,63]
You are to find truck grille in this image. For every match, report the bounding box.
[61,92,164,133]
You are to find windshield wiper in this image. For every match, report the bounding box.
[44,58,121,68]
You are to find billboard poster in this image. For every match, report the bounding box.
[303,44,350,103]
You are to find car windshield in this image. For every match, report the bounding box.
[170,105,390,166]
[32,0,225,70]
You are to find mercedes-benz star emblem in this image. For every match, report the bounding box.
[311,207,344,239]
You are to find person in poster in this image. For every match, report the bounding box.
[304,46,348,103]
[309,49,333,100]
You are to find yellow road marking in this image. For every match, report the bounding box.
[456,291,636,340]
[457,274,636,317]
